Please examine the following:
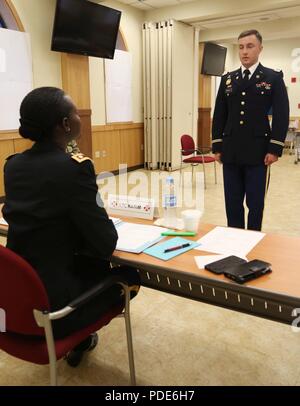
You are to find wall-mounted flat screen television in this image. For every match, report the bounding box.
[201,42,227,76]
[51,0,121,59]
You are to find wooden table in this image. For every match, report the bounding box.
[1,216,300,325]
[112,220,300,326]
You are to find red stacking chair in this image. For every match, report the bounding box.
[0,244,136,386]
[180,134,217,188]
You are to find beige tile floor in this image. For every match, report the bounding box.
[0,151,300,386]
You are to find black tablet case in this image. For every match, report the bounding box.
[205,255,247,274]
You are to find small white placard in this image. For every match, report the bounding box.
[108,194,155,220]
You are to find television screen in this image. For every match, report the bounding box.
[51,0,121,59]
[201,42,227,76]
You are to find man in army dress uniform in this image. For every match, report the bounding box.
[212,29,289,231]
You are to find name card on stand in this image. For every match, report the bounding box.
[108,194,155,220]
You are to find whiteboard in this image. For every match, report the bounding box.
[104,50,132,123]
[0,28,33,130]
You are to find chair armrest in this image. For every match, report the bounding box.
[181,149,198,154]
[196,146,211,154]
[68,274,127,309]
[47,274,127,321]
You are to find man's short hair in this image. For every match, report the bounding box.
[238,29,262,43]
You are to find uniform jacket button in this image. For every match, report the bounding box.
[240,121,244,125]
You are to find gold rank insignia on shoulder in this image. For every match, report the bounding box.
[71,153,92,163]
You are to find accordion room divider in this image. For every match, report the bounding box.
[143,20,196,171]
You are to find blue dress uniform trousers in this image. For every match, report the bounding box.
[223,163,269,230]
[212,63,289,230]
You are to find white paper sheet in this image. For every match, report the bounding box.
[195,226,265,257]
[194,255,229,269]
[0,28,33,130]
[115,222,168,253]
[105,50,132,123]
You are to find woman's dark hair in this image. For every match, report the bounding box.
[19,87,73,142]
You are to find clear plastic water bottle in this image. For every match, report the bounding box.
[163,176,178,228]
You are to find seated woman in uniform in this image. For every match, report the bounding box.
[3,87,140,367]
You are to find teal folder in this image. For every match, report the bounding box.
[143,237,200,261]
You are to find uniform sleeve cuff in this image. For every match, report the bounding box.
[212,139,222,153]
[268,140,284,157]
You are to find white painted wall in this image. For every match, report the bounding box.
[259,37,300,116]
[12,0,145,126]
[11,0,62,89]
[145,0,294,23]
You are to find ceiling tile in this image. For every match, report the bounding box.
[145,0,179,7]
[130,1,154,11]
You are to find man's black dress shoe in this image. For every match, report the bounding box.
[65,333,99,367]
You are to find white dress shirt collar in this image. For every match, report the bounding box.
[241,61,259,79]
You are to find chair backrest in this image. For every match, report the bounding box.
[0,245,50,335]
[181,134,195,156]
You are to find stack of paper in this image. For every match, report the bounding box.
[115,222,168,253]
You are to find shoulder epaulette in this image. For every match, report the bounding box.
[272,68,283,75]
[230,68,239,75]
[71,153,92,163]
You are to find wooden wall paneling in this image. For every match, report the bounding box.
[120,128,144,167]
[61,53,92,157]
[0,140,14,196]
[0,130,19,141]
[13,139,33,153]
[92,123,144,173]
[92,129,121,174]
[61,53,90,109]
[77,109,92,157]
[198,43,212,149]
[198,108,212,149]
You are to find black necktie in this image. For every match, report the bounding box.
[243,69,250,81]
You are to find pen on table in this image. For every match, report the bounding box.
[164,243,191,253]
